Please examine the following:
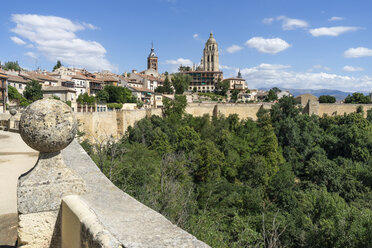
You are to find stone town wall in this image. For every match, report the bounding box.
[186,103,273,120]
[318,103,372,118]
[65,102,372,141]
[75,108,162,141]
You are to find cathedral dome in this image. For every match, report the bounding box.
[206,32,217,44]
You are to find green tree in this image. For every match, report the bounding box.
[96,89,109,102]
[319,95,336,103]
[265,88,279,102]
[344,92,370,104]
[24,80,43,102]
[163,75,173,94]
[216,80,229,96]
[2,61,21,71]
[163,95,187,122]
[172,73,191,94]
[230,90,239,102]
[7,85,22,101]
[77,92,96,105]
[52,60,62,71]
[99,85,136,103]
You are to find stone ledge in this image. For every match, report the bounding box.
[61,141,210,248]
[61,195,122,248]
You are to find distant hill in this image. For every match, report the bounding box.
[259,88,369,101]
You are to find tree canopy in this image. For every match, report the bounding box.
[344,92,371,104]
[96,85,136,103]
[23,80,43,102]
[319,94,336,103]
[2,61,21,71]
[172,73,191,94]
[52,60,62,71]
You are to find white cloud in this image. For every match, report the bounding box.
[240,63,372,92]
[10,36,26,45]
[82,22,99,30]
[343,65,364,72]
[329,16,344,21]
[226,44,243,53]
[277,16,309,30]
[263,18,274,24]
[193,33,199,40]
[344,47,372,58]
[245,37,291,54]
[10,14,114,71]
[165,58,193,72]
[25,51,37,59]
[219,65,236,70]
[308,64,331,72]
[309,26,360,37]
[165,58,193,66]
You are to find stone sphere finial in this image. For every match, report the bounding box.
[9,108,17,116]
[19,99,77,153]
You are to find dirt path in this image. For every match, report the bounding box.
[0,131,38,245]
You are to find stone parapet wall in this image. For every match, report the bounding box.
[318,103,372,117]
[75,109,162,141]
[74,103,372,141]
[60,141,210,247]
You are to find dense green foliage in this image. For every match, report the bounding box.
[215,80,229,96]
[198,92,225,101]
[77,92,96,105]
[2,61,21,71]
[344,92,371,104]
[265,88,279,102]
[8,85,22,101]
[230,90,239,102]
[24,80,42,102]
[155,75,174,94]
[82,95,372,247]
[107,103,123,109]
[172,73,191,94]
[7,85,30,107]
[319,95,336,103]
[96,85,136,103]
[53,60,62,71]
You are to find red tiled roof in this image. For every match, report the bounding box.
[129,86,154,93]
[72,73,88,80]
[7,75,29,83]
[23,72,58,82]
[43,86,76,92]
[135,73,163,82]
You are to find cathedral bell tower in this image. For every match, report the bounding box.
[147,42,158,72]
[201,32,219,71]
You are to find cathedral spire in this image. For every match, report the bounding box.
[238,68,242,78]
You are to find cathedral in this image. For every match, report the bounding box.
[181,32,223,92]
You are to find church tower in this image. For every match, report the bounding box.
[201,32,219,71]
[147,42,158,72]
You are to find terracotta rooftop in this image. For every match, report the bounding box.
[129,86,154,93]
[135,73,163,82]
[42,86,76,92]
[23,72,58,82]
[7,75,29,83]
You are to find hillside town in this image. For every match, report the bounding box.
[0,33,280,113]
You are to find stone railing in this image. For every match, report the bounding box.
[16,99,209,248]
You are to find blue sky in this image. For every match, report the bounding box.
[1,0,372,92]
